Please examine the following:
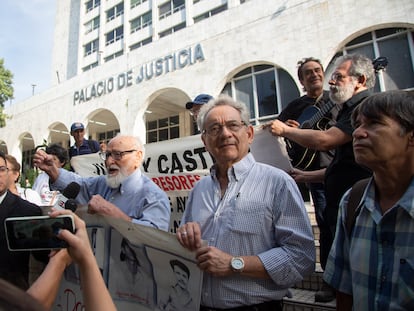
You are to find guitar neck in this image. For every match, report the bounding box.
[304,101,336,128]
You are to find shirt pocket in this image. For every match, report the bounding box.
[229,202,267,235]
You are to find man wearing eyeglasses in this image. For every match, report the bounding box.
[0,151,42,290]
[34,135,170,231]
[176,95,315,310]
[265,54,375,302]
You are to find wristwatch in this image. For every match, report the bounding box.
[231,257,245,273]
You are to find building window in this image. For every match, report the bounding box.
[146,115,180,143]
[84,39,99,56]
[326,27,414,92]
[159,0,185,20]
[159,22,185,38]
[130,37,152,51]
[131,0,148,9]
[86,0,100,13]
[194,4,227,23]
[82,62,99,72]
[130,11,152,33]
[104,50,124,62]
[106,26,124,45]
[85,16,100,34]
[222,65,299,125]
[98,130,120,143]
[106,2,124,22]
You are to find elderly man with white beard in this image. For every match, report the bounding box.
[33,135,170,231]
[264,54,374,302]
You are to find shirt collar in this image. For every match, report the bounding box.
[210,153,255,182]
[0,190,8,204]
[344,89,371,108]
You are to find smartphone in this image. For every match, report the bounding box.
[4,215,75,251]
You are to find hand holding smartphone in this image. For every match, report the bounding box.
[4,215,76,251]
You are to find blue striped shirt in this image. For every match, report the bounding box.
[182,153,315,308]
[324,177,414,310]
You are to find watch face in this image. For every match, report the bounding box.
[232,258,244,270]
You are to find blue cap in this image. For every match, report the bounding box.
[70,122,84,132]
[186,94,213,109]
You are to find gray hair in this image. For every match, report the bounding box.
[197,95,250,131]
[352,90,414,135]
[335,54,376,89]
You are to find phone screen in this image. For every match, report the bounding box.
[5,215,75,251]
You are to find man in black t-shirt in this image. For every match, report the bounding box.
[266,54,375,302]
[277,58,338,285]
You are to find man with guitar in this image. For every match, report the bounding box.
[277,57,339,302]
[265,54,376,303]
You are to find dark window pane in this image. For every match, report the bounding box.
[159,118,169,127]
[147,120,157,130]
[159,128,168,141]
[278,69,300,112]
[235,77,254,117]
[256,71,277,116]
[378,35,414,90]
[170,126,179,139]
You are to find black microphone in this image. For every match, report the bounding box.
[53,182,81,210]
[64,199,78,212]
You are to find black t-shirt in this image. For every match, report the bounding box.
[324,90,372,222]
[278,91,336,170]
[0,192,42,290]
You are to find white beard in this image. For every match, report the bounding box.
[329,80,357,104]
[106,169,127,188]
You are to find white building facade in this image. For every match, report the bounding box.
[1,0,413,172]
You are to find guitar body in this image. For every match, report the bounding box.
[286,98,336,170]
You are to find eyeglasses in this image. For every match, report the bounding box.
[99,149,137,161]
[330,72,351,82]
[202,121,246,136]
[0,166,9,175]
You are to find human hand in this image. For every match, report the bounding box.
[176,222,202,251]
[33,149,56,172]
[48,249,72,268]
[49,208,94,266]
[262,119,288,136]
[285,119,300,128]
[289,168,307,183]
[195,246,233,277]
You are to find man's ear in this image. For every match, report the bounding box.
[357,74,367,87]
[408,131,414,146]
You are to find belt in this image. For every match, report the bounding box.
[200,300,283,311]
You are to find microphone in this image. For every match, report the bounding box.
[53,182,81,211]
[64,199,78,212]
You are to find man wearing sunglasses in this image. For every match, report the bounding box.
[33,135,170,231]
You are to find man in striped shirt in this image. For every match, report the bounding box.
[176,95,315,311]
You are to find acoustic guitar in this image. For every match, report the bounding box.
[286,100,336,170]
[287,56,389,170]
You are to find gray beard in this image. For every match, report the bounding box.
[106,172,127,189]
[329,82,356,104]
